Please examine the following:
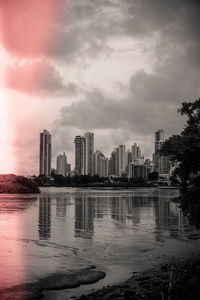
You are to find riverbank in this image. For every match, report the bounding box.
[1,254,200,300]
[78,253,200,300]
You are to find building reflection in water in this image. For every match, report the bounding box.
[111,195,152,225]
[109,191,185,239]
[56,196,67,219]
[153,195,184,241]
[38,196,51,240]
[75,196,94,238]
[95,197,106,219]
[111,197,127,223]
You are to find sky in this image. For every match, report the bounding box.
[0,0,200,175]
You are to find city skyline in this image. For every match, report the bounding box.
[0,1,199,175]
[42,128,169,178]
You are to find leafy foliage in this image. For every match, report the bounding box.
[161,98,200,226]
[147,171,159,181]
[160,98,200,190]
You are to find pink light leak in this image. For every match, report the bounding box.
[0,204,25,289]
[0,0,67,174]
[0,0,66,58]
[0,1,68,293]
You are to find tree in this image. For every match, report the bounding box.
[160,98,200,227]
[148,171,159,181]
[160,98,200,191]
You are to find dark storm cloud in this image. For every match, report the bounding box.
[3,0,200,98]
[56,71,185,136]
[1,0,200,64]
[6,60,77,97]
[55,53,200,144]
[51,0,200,63]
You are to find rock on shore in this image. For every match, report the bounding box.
[0,174,40,194]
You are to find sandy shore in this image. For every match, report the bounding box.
[1,254,200,299]
[78,253,200,300]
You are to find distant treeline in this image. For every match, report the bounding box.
[35,173,159,187]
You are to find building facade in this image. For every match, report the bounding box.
[56,152,67,176]
[153,129,170,175]
[94,150,108,177]
[84,132,94,176]
[39,130,52,177]
[128,163,147,180]
[132,143,142,160]
[74,136,86,175]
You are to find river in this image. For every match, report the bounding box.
[0,187,200,299]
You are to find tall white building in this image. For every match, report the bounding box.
[39,130,52,177]
[94,150,108,177]
[56,152,67,176]
[74,132,94,176]
[131,143,142,160]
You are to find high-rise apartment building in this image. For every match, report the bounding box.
[115,147,120,176]
[74,136,86,175]
[84,132,94,176]
[56,152,67,176]
[154,129,164,152]
[109,150,117,175]
[119,144,126,175]
[94,150,108,177]
[74,132,94,176]
[153,129,169,175]
[39,130,52,177]
[131,143,142,160]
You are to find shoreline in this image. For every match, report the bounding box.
[3,253,199,300]
[77,253,200,300]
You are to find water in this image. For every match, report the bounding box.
[0,187,200,299]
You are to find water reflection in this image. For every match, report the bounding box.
[37,189,188,242]
[111,196,153,225]
[153,198,184,241]
[0,196,37,213]
[75,196,94,238]
[38,196,51,240]
[56,196,67,219]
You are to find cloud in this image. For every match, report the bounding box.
[5,60,78,97]
[1,0,200,173]
[0,0,65,58]
[1,0,200,66]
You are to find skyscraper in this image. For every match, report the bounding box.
[115,147,120,176]
[56,152,67,176]
[94,150,108,177]
[74,136,86,175]
[154,129,164,153]
[131,143,142,160]
[153,129,169,175]
[109,150,117,175]
[39,129,52,176]
[119,144,126,175]
[84,132,94,176]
